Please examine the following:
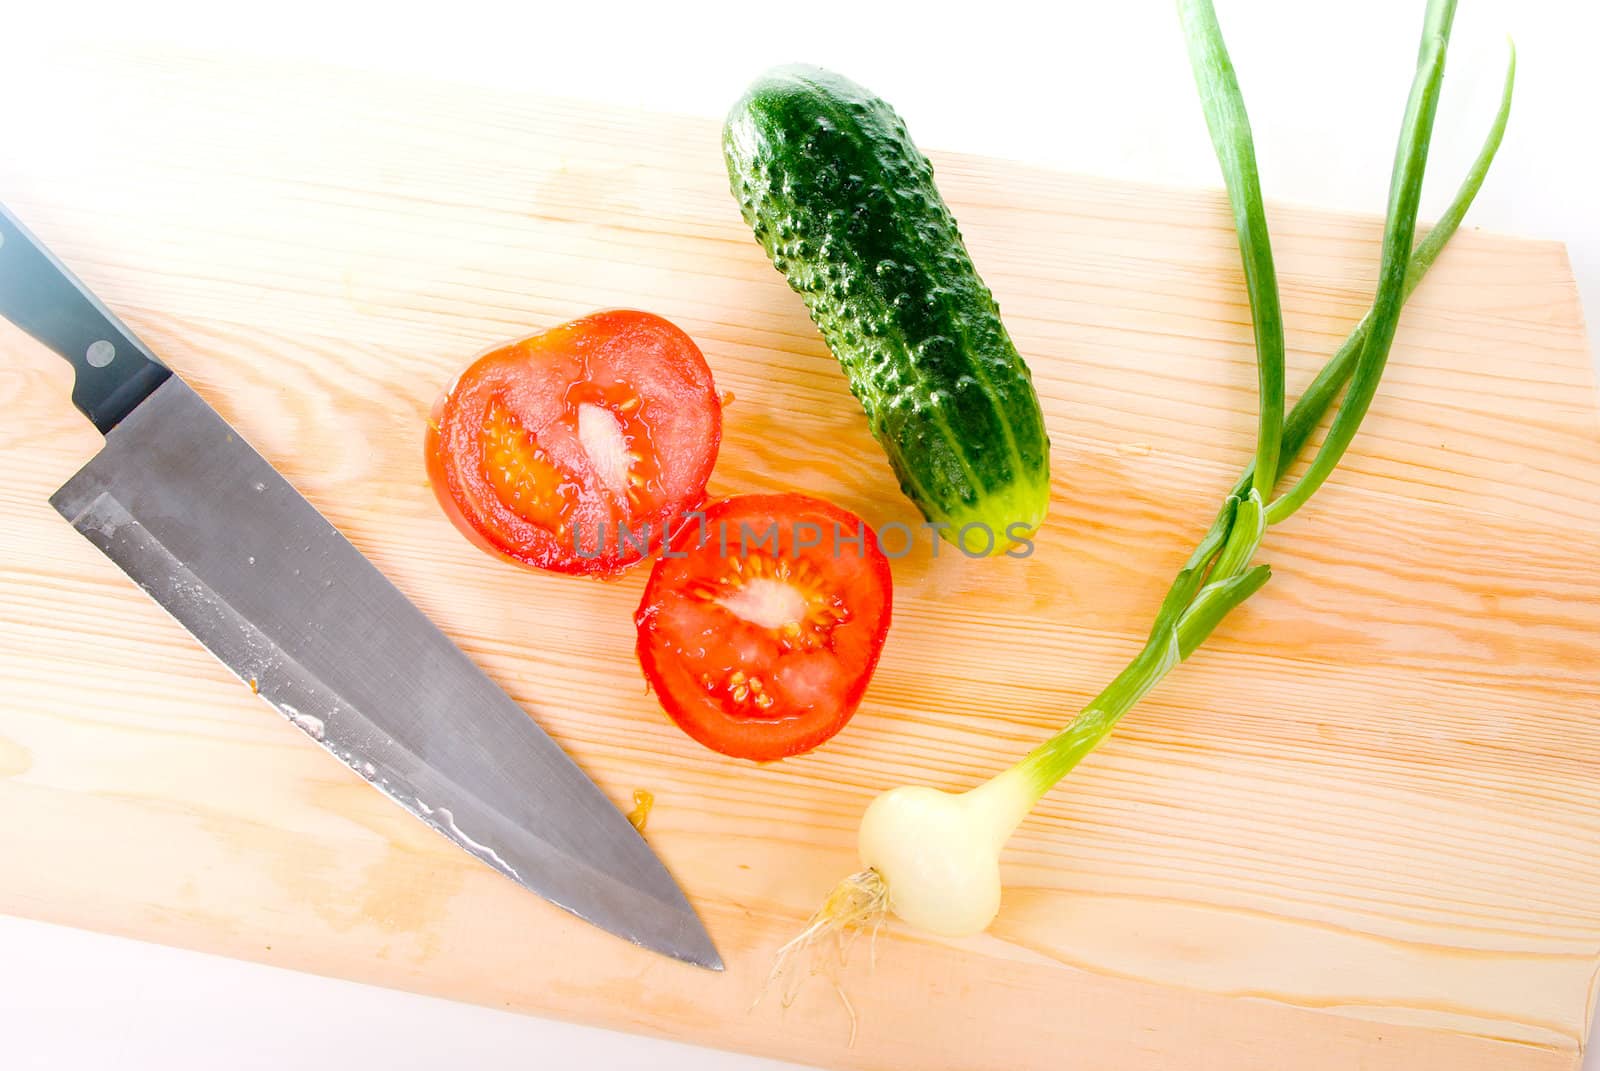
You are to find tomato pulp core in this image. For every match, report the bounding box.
[576,402,637,500]
[691,553,852,719]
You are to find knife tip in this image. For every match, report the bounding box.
[664,925,724,972]
[611,917,723,970]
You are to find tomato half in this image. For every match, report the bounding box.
[426,310,722,577]
[634,494,893,761]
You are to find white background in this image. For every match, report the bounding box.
[5,1,1597,1068]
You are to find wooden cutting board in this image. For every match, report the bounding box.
[2,45,1597,1071]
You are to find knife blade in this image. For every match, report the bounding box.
[0,202,721,971]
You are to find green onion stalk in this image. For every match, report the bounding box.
[785,0,1515,951]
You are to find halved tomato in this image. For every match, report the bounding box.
[635,494,893,761]
[426,310,721,577]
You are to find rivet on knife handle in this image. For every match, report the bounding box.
[0,202,170,434]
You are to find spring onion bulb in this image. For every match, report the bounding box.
[783,0,1517,959]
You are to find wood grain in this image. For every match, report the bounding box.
[2,44,1598,1071]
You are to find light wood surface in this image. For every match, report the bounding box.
[2,46,1598,1071]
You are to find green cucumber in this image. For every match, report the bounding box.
[723,64,1050,552]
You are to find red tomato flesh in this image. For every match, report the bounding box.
[635,494,893,761]
[426,310,721,577]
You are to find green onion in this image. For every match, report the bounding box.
[778,1,1515,951]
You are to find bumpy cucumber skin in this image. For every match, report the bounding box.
[723,64,1050,548]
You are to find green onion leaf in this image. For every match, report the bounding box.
[1233,36,1514,503]
[1179,0,1287,493]
[1265,0,1457,524]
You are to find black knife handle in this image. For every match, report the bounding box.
[0,202,170,434]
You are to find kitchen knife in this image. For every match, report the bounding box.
[0,202,721,970]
